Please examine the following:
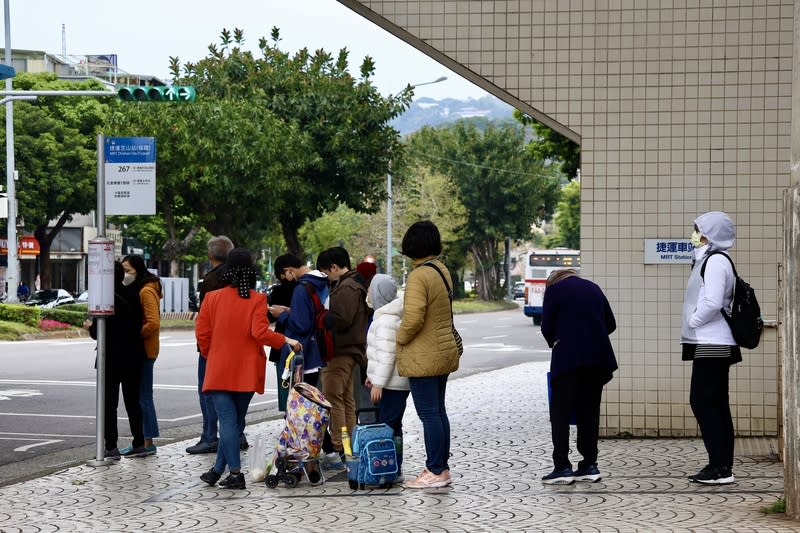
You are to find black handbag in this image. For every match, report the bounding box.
[423,262,464,357]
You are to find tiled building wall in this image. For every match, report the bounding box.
[342,0,793,436]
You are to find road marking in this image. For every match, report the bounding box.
[481,335,508,340]
[163,399,277,422]
[0,431,94,438]
[13,439,63,452]
[0,380,197,391]
[0,389,43,400]
[160,342,197,347]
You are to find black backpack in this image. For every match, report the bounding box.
[700,251,763,349]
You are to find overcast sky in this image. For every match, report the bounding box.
[3,0,487,100]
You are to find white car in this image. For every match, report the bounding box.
[24,289,76,309]
[76,291,89,303]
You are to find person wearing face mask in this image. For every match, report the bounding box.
[120,254,163,458]
[681,211,740,485]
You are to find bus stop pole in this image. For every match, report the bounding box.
[87,134,113,467]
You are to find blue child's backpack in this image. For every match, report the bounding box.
[347,408,398,489]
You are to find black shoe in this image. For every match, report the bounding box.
[689,465,735,485]
[573,464,602,482]
[200,468,222,486]
[186,440,218,454]
[219,472,246,490]
[541,467,575,485]
[239,434,249,450]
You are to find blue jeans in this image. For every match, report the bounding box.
[379,388,410,468]
[210,391,253,473]
[408,375,450,475]
[197,356,218,444]
[139,358,159,440]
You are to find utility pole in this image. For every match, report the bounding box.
[3,0,18,302]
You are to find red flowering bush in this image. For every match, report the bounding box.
[39,319,72,331]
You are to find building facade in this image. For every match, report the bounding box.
[339,0,792,438]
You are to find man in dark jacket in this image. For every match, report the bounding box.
[317,247,369,463]
[186,235,234,454]
[540,269,618,485]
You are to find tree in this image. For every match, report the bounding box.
[173,28,411,257]
[107,98,310,274]
[514,110,581,180]
[0,73,112,289]
[546,179,581,249]
[407,120,562,300]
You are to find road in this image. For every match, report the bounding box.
[0,304,549,481]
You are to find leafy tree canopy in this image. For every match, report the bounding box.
[0,72,112,288]
[406,119,562,299]
[546,178,581,249]
[514,110,580,180]
[171,27,412,256]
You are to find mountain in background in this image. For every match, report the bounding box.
[392,94,516,136]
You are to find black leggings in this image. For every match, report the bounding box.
[690,357,734,469]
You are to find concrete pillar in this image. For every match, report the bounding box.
[785,2,800,517]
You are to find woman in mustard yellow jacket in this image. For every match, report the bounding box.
[196,249,301,489]
[396,221,459,489]
[121,254,162,457]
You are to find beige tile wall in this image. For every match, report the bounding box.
[343,0,792,436]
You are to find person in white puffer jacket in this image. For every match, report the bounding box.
[365,274,410,473]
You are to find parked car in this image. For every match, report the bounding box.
[76,290,89,303]
[24,289,76,309]
[513,281,525,299]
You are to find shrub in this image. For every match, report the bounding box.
[59,303,88,313]
[0,304,41,327]
[41,308,86,327]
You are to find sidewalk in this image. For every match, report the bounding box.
[0,361,795,532]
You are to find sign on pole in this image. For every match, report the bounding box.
[104,137,156,215]
[87,238,115,316]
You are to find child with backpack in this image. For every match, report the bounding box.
[364,274,409,478]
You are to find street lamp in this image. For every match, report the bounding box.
[386,76,447,278]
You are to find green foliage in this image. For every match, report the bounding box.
[0,304,41,327]
[0,73,113,288]
[546,179,581,249]
[760,496,786,514]
[406,120,562,300]
[171,27,412,256]
[0,320,39,341]
[513,110,581,180]
[451,299,518,314]
[299,204,373,263]
[40,308,86,327]
[108,98,308,268]
[59,303,89,313]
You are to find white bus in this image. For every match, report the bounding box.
[523,248,580,325]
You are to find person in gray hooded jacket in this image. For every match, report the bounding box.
[681,211,740,485]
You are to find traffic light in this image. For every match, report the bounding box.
[116,85,196,102]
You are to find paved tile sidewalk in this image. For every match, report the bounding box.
[0,361,795,532]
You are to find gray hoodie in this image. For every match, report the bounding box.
[681,211,737,345]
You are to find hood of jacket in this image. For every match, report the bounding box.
[298,270,329,302]
[370,274,398,310]
[695,211,735,251]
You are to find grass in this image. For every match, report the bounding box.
[452,298,519,314]
[0,320,40,341]
[161,319,196,330]
[760,496,786,514]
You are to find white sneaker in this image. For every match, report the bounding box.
[321,451,344,470]
[404,468,451,489]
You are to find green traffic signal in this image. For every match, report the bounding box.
[116,84,196,102]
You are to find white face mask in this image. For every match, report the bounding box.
[691,230,704,248]
[122,273,136,286]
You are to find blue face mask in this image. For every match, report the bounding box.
[691,230,704,248]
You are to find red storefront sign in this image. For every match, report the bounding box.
[0,236,40,255]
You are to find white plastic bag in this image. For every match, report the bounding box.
[248,435,268,482]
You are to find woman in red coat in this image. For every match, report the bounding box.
[196,248,301,489]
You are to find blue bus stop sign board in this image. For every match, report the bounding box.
[104,137,156,215]
[0,64,16,80]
